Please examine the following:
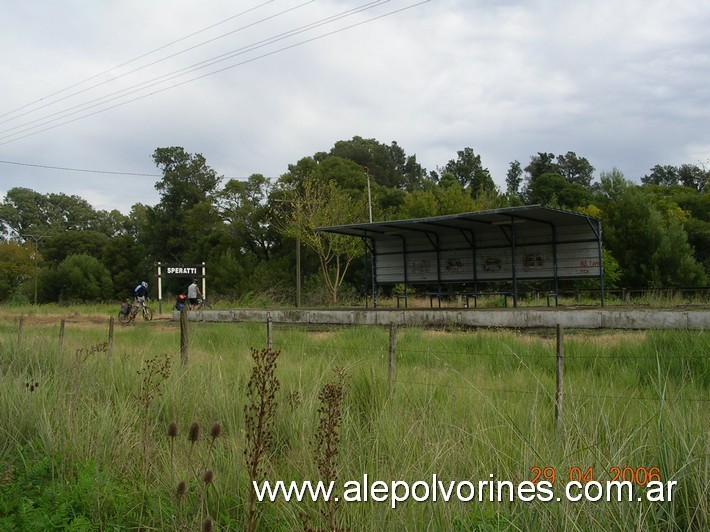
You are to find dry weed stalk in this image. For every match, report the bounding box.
[168,420,223,529]
[311,367,349,532]
[244,347,281,532]
[135,354,173,486]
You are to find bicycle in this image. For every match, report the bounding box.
[191,298,212,311]
[118,299,153,324]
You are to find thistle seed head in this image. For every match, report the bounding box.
[188,421,201,443]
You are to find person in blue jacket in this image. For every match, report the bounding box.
[134,281,149,305]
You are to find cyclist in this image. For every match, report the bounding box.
[187,279,203,309]
[134,281,149,306]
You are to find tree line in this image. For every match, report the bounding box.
[1,137,708,304]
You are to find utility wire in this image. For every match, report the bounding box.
[0,159,275,180]
[0,159,159,177]
[0,0,381,138]
[0,0,317,128]
[0,0,429,146]
[0,0,387,140]
[0,0,277,122]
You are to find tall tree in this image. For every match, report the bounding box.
[277,176,367,304]
[329,136,425,190]
[556,151,595,187]
[527,173,593,209]
[0,241,35,302]
[603,187,706,287]
[524,152,557,183]
[219,174,276,261]
[0,187,107,240]
[678,163,709,192]
[444,147,495,198]
[505,160,523,196]
[642,164,679,187]
[146,147,222,262]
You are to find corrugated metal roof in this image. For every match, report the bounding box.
[316,205,600,240]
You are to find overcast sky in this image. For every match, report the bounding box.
[1,0,708,214]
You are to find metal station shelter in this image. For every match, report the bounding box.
[316,205,604,308]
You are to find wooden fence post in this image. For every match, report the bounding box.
[555,324,564,432]
[108,317,114,354]
[59,319,65,348]
[180,308,188,366]
[17,316,24,345]
[266,315,273,350]
[388,323,397,391]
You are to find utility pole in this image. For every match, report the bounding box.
[273,198,302,308]
[365,166,373,223]
[363,166,376,307]
[23,234,46,305]
[296,204,301,308]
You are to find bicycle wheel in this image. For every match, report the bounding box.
[118,312,131,324]
[143,307,153,321]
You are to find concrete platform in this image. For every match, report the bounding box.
[172,307,710,330]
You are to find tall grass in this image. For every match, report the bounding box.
[0,312,707,530]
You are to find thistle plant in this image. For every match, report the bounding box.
[244,347,281,532]
[167,421,178,468]
[312,367,349,532]
[175,480,187,523]
[136,354,173,475]
[166,419,223,530]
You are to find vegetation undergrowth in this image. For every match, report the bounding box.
[0,311,707,530]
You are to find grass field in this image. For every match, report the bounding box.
[0,305,708,530]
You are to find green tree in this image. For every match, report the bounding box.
[526,173,593,209]
[556,151,595,187]
[435,178,478,215]
[603,188,706,287]
[642,164,679,186]
[524,152,557,183]
[0,241,35,302]
[329,136,425,190]
[102,233,149,299]
[278,176,367,304]
[0,188,50,239]
[597,168,629,201]
[42,230,109,263]
[671,163,710,192]
[0,188,104,238]
[45,254,115,302]
[506,160,523,196]
[525,152,595,191]
[219,174,276,261]
[443,147,496,198]
[397,189,439,219]
[145,147,222,262]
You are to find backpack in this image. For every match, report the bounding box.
[120,301,131,316]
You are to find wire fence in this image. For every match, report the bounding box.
[11,314,709,408]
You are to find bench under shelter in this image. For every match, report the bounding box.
[315,205,604,308]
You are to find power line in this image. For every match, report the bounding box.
[0,0,385,139]
[0,159,159,177]
[0,0,372,139]
[0,158,277,180]
[0,0,430,146]
[0,0,317,129]
[0,0,278,122]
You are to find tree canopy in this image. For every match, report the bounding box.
[1,140,708,304]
